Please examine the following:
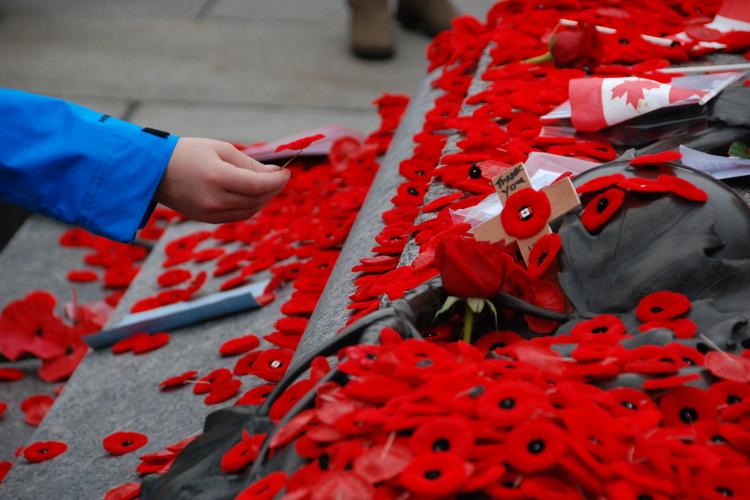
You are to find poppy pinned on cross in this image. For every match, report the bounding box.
[473,162,580,263]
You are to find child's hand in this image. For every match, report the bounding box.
[155,137,290,223]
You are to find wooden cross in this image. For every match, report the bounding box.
[473,162,580,262]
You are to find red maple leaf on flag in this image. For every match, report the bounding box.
[610,80,663,109]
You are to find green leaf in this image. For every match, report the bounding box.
[466,297,485,314]
[435,296,461,319]
[729,142,750,159]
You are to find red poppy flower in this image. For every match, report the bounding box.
[526,233,562,280]
[269,379,314,421]
[474,330,523,353]
[235,384,277,406]
[522,280,564,334]
[59,227,95,247]
[400,452,470,495]
[23,441,67,462]
[235,471,287,500]
[193,368,233,395]
[580,188,625,231]
[0,368,24,381]
[132,332,170,355]
[247,349,294,382]
[156,269,192,287]
[130,296,161,313]
[219,334,260,356]
[636,291,691,322]
[0,402,7,418]
[38,337,88,382]
[220,430,266,473]
[629,151,682,166]
[103,483,141,500]
[575,141,616,161]
[708,381,750,411]
[103,431,148,455]
[476,380,549,429]
[570,314,626,340]
[0,290,72,361]
[66,270,99,283]
[605,387,659,417]
[657,175,709,202]
[501,188,551,239]
[311,470,376,500]
[159,370,199,389]
[504,422,568,473]
[111,332,149,354]
[705,351,750,383]
[434,235,513,298]
[20,394,55,427]
[103,265,140,289]
[275,134,326,153]
[694,467,750,500]
[660,386,718,427]
[205,378,242,405]
[409,416,474,460]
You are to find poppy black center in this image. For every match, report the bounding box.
[658,357,675,363]
[407,187,419,196]
[517,206,533,221]
[621,401,637,410]
[679,407,698,424]
[34,327,44,336]
[592,326,608,334]
[503,481,520,489]
[365,354,377,360]
[637,496,653,500]
[596,197,609,214]
[715,487,733,497]
[589,436,600,445]
[712,435,728,444]
[536,252,548,266]
[424,470,442,480]
[468,166,482,179]
[727,395,742,405]
[527,439,545,454]
[319,453,330,470]
[499,398,516,410]
[416,359,434,367]
[469,385,485,398]
[682,357,696,365]
[65,346,75,355]
[490,342,506,351]
[122,441,134,447]
[432,438,451,452]
[650,306,664,314]
[619,38,629,44]
[390,236,402,241]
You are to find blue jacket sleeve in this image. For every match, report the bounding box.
[0,89,179,242]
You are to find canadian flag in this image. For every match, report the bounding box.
[569,77,709,132]
[708,0,750,33]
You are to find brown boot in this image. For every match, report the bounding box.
[348,0,395,60]
[397,0,458,37]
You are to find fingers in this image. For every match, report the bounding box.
[217,141,280,173]
[221,166,291,197]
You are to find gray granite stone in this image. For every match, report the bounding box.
[290,72,445,366]
[0,216,295,499]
